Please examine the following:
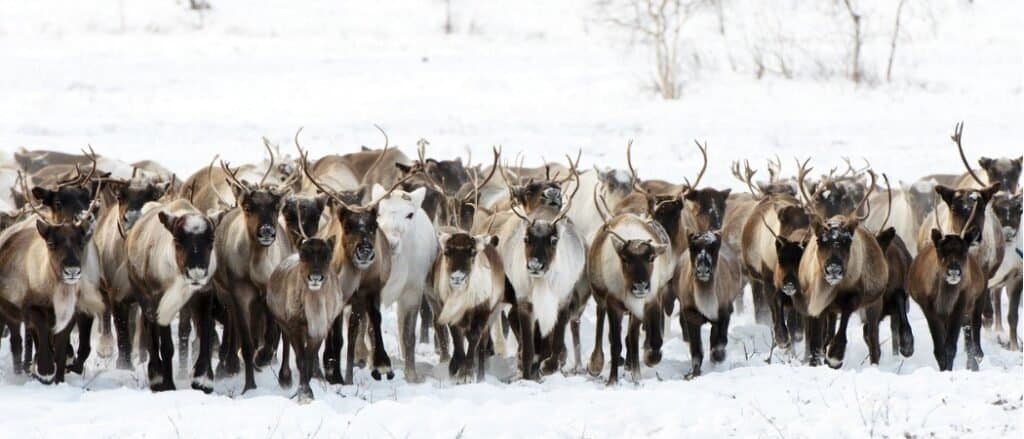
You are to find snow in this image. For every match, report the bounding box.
[1,0,1021,437]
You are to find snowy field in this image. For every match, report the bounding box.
[1,1,1022,437]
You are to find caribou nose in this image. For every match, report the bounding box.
[631,281,650,297]
[307,273,325,290]
[542,188,562,206]
[781,282,798,296]
[62,266,82,280]
[186,267,208,285]
[257,224,276,244]
[449,270,468,287]
[824,262,844,285]
[355,244,375,265]
[527,258,544,275]
[945,268,963,285]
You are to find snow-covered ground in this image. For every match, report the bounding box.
[1,1,1021,437]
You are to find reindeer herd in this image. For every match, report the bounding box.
[0,123,1020,402]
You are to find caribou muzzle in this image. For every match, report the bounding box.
[449,270,468,288]
[542,187,562,208]
[62,266,82,284]
[944,263,963,285]
[354,240,376,268]
[307,273,325,291]
[526,257,546,276]
[824,256,844,286]
[256,224,277,246]
[630,281,651,298]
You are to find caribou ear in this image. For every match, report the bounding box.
[810,217,826,237]
[721,188,732,198]
[963,226,982,246]
[876,227,896,251]
[488,235,499,247]
[361,145,372,152]
[395,163,413,174]
[31,187,54,205]
[35,220,51,239]
[408,187,427,208]
[315,194,329,210]
[652,243,668,256]
[371,183,386,201]
[438,232,452,247]
[756,182,772,195]
[609,233,626,253]
[978,157,994,170]
[205,209,227,228]
[1014,156,1023,167]
[934,185,956,205]
[930,229,943,248]
[683,190,699,201]
[158,211,177,233]
[981,184,1000,201]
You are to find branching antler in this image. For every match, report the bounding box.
[854,170,878,221]
[683,139,709,189]
[951,121,987,186]
[731,160,761,197]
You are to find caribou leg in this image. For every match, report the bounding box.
[605,305,624,385]
[1008,275,1022,351]
[190,291,215,394]
[587,299,606,377]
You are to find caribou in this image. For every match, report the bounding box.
[266,233,348,402]
[484,157,584,380]
[124,198,221,391]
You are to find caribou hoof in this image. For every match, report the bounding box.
[826,356,843,369]
[684,368,701,381]
[966,355,980,372]
[371,365,394,381]
[644,349,662,367]
[278,368,293,389]
[294,386,315,404]
[405,369,422,384]
[605,375,619,387]
[32,367,55,385]
[97,334,115,358]
[587,351,604,377]
[254,347,275,368]
[540,358,560,376]
[191,375,214,394]
[711,346,726,363]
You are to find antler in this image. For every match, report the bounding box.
[464,146,501,206]
[766,155,782,183]
[684,139,709,189]
[294,129,354,211]
[555,149,582,185]
[625,140,654,200]
[731,160,761,197]
[951,121,987,186]
[878,173,893,232]
[794,157,827,224]
[17,170,52,224]
[219,160,248,193]
[361,124,391,182]
[960,195,981,238]
[551,154,581,224]
[854,170,878,221]
[259,136,277,186]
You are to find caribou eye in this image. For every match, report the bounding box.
[405,212,414,220]
[549,236,559,245]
